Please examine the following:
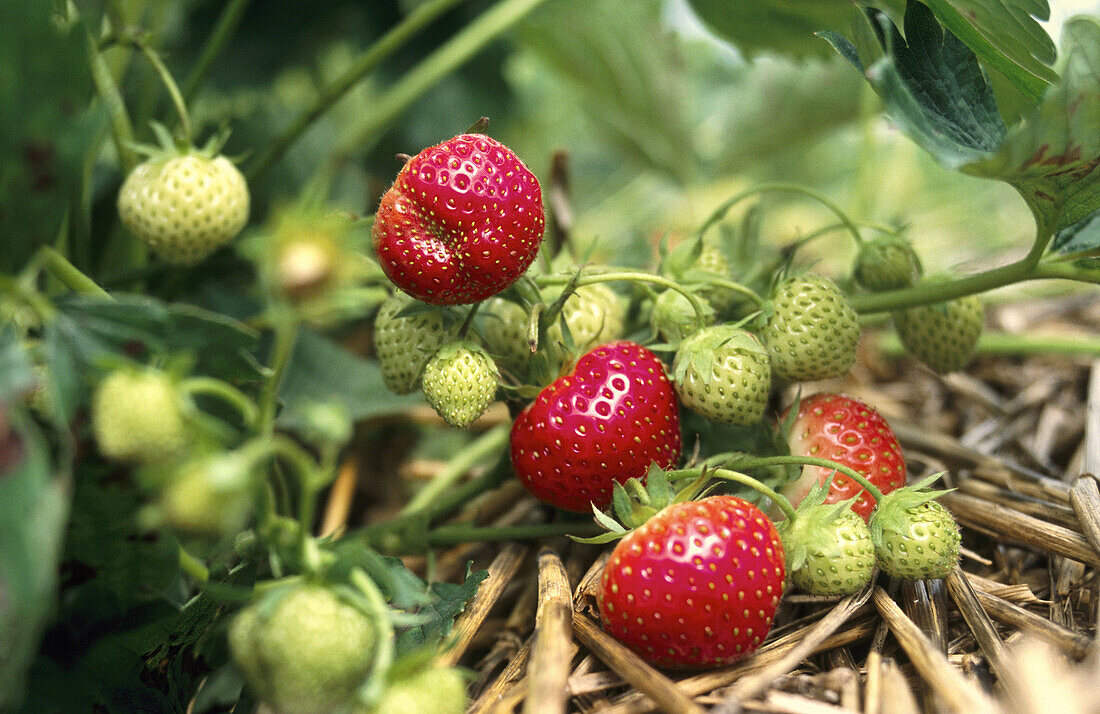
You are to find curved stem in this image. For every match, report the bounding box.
[131,39,192,142]
[669,467,799,522]
[350,568,395,704]
[35,247,113,299]
[705,277,767,310]
[696,183,864,249]
[87,29,138,173]
[538,270,710,329]
[247,0,472,181]
[731,455,885,503]
[259,320,299,433]
[182,0,253,103]
[457,301,482,340]
[402,423,509,514]
[180,376,259,428]
[178,545,210,582]
[331,0,553,164]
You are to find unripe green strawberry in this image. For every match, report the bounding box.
[481,298,531,375]
[853,235,922,291]
[871,475,960,580]
[650,289,715,343]
[892,296,983,373]
[361,666,467,714]
[546,283,627,351]
[374,295,456,394]
[229,584,377,714]
[421,341,498,428]
[118,152,249,265]
[779,492,875,596]
[694,243,739,313]
[157,453,254,537]
[91,368,188,463]
[760,274,860,382]
[672,325,770,426]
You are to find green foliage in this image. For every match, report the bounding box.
[0,1,98,274]
[0,412,68,711]
[825,6,1099,232]
[686,0,862,58]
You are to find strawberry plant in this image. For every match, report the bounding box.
[2,0,1097,712]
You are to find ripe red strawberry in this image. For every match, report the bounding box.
[510,341,681,512]
[598,495,785,668]
[780,393,906,521]
[372,133,545,305]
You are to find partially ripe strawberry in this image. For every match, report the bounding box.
[118,153,249,265]
[893,296,983,373]
[780,393,906,521]
[760,274,860,382]
[598,495,785,668]
[510,341,681,512]
[421,341,498,428]
[374,295,456,395]
[672,325,771,426]
[91,368,189,463]
[372,133,544,305]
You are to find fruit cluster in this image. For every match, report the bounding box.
[363,133,966,670]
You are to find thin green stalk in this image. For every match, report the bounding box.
[333,0,553,162]
[878,330,1100,359]
[183,0,253,103]
[87,29,137,173]
[36,247,113,299]
[402,423,509,514]
[425,520,601,548]
[730,455,885,503]
[181,377,260,427]
[247,0,472,182]
[178,545,210,582]
[259,321,299,432]
[538,270,711,328]
[695,183,864,249]
[668,467,799,522]
[130,39,192,141]
[705,277,767,310]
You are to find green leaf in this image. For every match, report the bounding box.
[922,0,1056,103]
[520,0,696,182]
[0,1,98,274]
[0,410,69,711]
[686,0,863,58]
[828,8,1099,232]
[963,16,1100,230]
[55,295,263,383]
[394,565,488,655]
[1052,208,1100,256]
[277,330,420,429]
[0,327,34,404]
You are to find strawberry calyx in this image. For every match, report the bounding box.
[572,464,710,545]
[775,477,862,574]
[867,471,954,544]
[129,121,235,163]
[671,324,768,387]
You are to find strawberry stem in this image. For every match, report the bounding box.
[180,377,260,428]
[695,183,864,249]
[246,0,472,182]
[667,467,799,522]
[538,270,711,329]
[423,520,602,548]
[182,0,252,103]
[400,423,509,514]
[730,455,886,503]
[127,38,194,143]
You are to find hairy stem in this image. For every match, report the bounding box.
[731,455,885,503]
[668,467,799,522]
